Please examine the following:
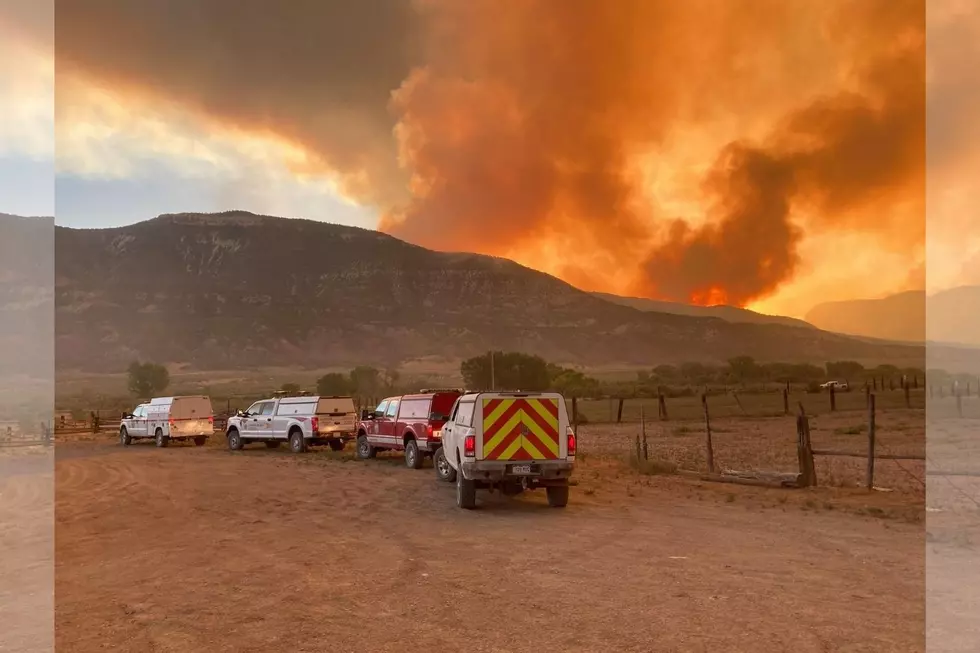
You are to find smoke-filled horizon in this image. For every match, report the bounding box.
[48,0,946,312]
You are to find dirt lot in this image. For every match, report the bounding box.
[50,430,927,653]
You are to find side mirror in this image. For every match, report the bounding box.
[360,409,370,420]
[236,409,245,417]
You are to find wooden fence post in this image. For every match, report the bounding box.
[830,385,836,411]
[616,398,624,423]
[782,387,789,415]
[796,411,815,488]
[658,393,668,421]
[733,391,746,415]
[904,380,911,408]
[867,393,876,490]
[865,383,871,408]
[701,394,715,474]
[640,403,646,443]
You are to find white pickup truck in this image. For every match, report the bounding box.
[225,395,357,453]
[435,391,576,509]
[120,395,214,448]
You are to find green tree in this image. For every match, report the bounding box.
[461,351,550,391]
[127,361,170,398]
[349,366,381,396]
[316,373,351,396]
[825,361,864,381]
[727,356,759,383]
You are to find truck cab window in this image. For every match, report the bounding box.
[386,400,399,419]
[456,401,475,427]
[259,402,275,416]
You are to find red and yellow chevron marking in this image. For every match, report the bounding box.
[482,397,560,461]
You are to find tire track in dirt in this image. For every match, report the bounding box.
[55,442,925,653]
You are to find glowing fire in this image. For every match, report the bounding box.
[690,287,731,307]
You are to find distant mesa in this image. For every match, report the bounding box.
[806,287,980,348]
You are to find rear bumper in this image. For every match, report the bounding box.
[421,438,443,453]
[309,432,352,443]
[460,460,574,482]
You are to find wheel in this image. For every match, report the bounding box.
[155,429,168,448]
[227,429,244,451]
[405,439,423,469]
[546,485,569,508]
[289,430,307,454]
[265,441,281,449]
[356,435,376,460]
[119,427,131,446]
[193,436,207,447]
[434,447,456,483]
[328,439,345,452]
[456,470,477,510]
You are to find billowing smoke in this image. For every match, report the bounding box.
[383,0,924,305]
[52,0,925,306]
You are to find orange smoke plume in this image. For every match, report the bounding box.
[381,0,924,306]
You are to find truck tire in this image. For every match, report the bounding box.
[265,441,281,449]
[328,439,345,452]
[155,429,168,448]
[434,447,456,483]
[193,436,207,447]
[405,439,423,470]
[546,485,569,508]
[356,435,376,460]
[456,471,477,510]
[227,429,244,451]
[289,430,307,454]
[119,427,131,446]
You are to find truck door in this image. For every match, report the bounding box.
[369,400,388,443]
[131,405,148,437]
[242,401,267,438]
[256,401,275,436]
[380,399,399,446]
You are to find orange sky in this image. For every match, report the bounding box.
[9,0,977,317]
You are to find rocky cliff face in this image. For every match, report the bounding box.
[53,211,923,372]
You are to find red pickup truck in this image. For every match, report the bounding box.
[356,390,462,469]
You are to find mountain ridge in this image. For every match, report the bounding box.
[48,210,928,373]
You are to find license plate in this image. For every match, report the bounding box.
[511,464,534,475]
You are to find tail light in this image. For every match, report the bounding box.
[311,416,319,434]
[208,416,214,426]
[463,435,475,457]
[168,418,175,428]
[426,424,434,438]
[566,426,576,457]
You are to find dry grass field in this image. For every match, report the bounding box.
[38,392,940,652]
[4,389,960,650]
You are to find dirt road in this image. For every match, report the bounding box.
[54,442,924,652]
